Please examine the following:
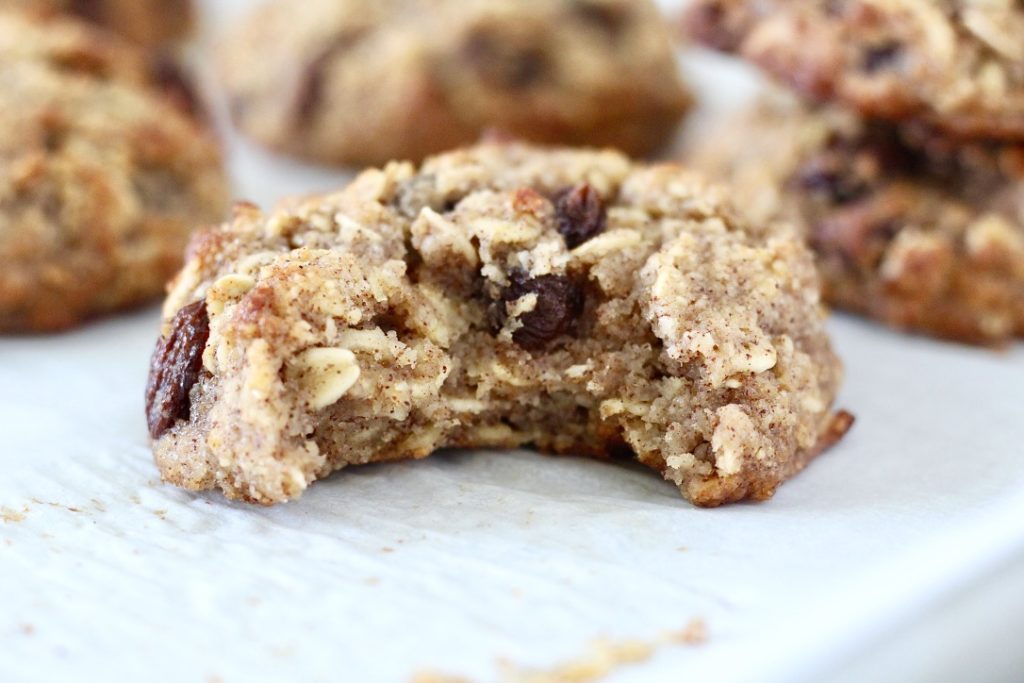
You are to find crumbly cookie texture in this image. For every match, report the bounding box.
[146,143,849,507]
[689,94,1024,344]
[0,10,227,332]
[5,0,194,48]
[683,0,1024,140]
[219,0,691,166]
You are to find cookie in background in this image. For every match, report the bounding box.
[219,0,692,166]
[0,9,228,332]
[687,93,1024,344]
[682,0,1024,141]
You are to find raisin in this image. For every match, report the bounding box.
[463,31,548,89]
[684,0,746,52]
[796,157,870,204]
[607,441,637,462]
[861,42,903,73]
[148,53,202,120]
[145,300,211,439]
[813,210,902,272]
[859,124,923,177]
[572,1,630,39]
[823,0,844,17]
[39,111,67,152]
[494,271,583,350]
[68,0,103,23]
[554,183,607,248]
[294,30,367,125]
[798,123,925,204]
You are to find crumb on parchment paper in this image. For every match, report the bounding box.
[1,506,28,523]
[412,619,707,683]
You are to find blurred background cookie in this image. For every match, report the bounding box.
[689,94,1024,344]
[683,0,1024,141]
[3,0,195,49]
[219,0,691,166]
[0,10,228,332]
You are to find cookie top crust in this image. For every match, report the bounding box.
[684,0,1024,140]
[0,10,227,331]
[149,143,845,507]
[689,93,1024,343]
[219,0,691,165]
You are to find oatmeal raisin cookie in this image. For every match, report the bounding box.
[146,143,849,507]
[0,10,227,331]
[220,0,691,165]
[683,0,1024,140]
[689,94,1024,343]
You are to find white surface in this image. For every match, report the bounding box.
[830,548,1024,683]
[2,2,1024,682]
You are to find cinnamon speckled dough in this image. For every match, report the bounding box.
[0,10,228,332]
[219,0,692,166]
[145,143,849,507]
[683,0,1024,140]
[689,94,1024,344]
[4,0,194,48]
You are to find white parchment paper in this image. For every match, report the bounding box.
[2,2,1023,682]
